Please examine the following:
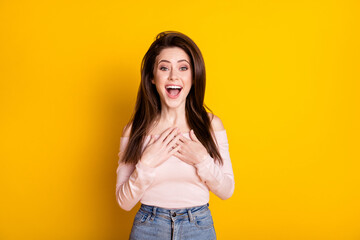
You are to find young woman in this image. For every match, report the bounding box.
[116,31,235,240]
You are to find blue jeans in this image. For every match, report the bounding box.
[129,203,216,240]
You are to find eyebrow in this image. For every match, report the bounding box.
[158,59,190,65]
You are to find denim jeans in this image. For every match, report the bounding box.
[129,203,216,240]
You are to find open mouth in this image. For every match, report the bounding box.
[165,85,183,98]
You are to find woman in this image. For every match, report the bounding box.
[116,31,235,240]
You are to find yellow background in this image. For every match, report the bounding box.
[1,0,359,239]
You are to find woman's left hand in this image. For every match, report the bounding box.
[173,129,209,165]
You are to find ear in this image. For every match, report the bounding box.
[151,79,155,84]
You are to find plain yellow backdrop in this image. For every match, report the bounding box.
[1,0,359,239]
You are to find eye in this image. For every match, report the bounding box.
[180,66,188,71]
[160,66,168,71]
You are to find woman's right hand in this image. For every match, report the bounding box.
[140,127,182,168]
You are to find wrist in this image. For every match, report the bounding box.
[140,157,154,168]
[195,153,209,165]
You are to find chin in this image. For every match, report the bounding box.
[158,95,184,109]
[163,100,184,109]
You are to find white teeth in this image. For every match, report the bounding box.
[166,86,182,89]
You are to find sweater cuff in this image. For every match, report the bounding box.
[194,154,213,169]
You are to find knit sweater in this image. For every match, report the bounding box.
[116,130,235,211]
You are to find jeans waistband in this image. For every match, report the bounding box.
[139,203,210,222]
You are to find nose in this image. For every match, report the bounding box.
[168,68,179,80]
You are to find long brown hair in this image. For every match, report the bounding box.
[122,31,223,165]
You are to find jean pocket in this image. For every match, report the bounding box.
[194,210,214,230]
[133,210,150,225]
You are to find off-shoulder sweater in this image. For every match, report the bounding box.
[115,130,235,211]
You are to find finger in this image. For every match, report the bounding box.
[189,129,199,142]
[166,132,182,147]
[159,127,176,142]
[148,135,155,144]
[173,149,184,160]
[169,144,181,155]
[178,134,189,144]
[163,128,179,145]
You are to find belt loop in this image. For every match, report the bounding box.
[150,206,157,221]
[187,209,194,222]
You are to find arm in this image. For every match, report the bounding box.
[115,126,181,211]
[115,127,156,211]
[194,132,235,200]
[196,113,234,199]
[174,114,235,200]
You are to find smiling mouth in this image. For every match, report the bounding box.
[165,85,183,97]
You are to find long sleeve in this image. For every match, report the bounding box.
[194,130,235,200]
[115,137,156,211]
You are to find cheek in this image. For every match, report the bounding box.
[186,72,193,84]
[184,81,193,94]
[152,76,165,86]
[155,83,163,93]
[186,76,193,86]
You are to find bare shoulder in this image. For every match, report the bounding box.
[122,122,132,137]
[207,112,225,131]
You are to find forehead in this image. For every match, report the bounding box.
[156,47,190,63]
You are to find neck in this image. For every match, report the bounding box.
[157,103,187,127]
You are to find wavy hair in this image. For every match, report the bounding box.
[121,31,223,165]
